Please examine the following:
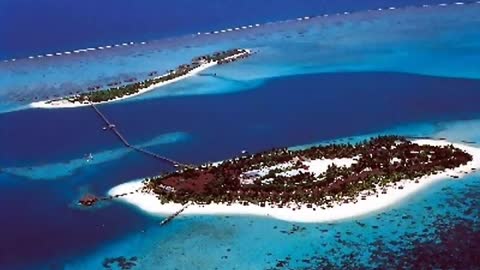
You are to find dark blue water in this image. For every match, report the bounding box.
[0,175,153,268]
[2,72,480,167]
[1,72,480,269]
[0,0,460,59]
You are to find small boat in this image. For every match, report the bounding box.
[85,153,94,162]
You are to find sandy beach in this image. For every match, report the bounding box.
[108,140,480,223]
[29,61,217,109]
[30,49,251,109]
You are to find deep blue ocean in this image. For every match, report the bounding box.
[0,0,465,59]
[1,1,480,269]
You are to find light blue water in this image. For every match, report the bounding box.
[2,71,480,269]
[0,0,465,60]
[1,3,480,114]
[2,132,189,180]
[1,2,480,270]
[63,119,480,270]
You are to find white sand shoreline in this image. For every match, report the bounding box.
[30,50,251,109]
[108,140,480,223]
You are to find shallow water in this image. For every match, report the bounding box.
[1,2,480,270]
[1,3,480,114]
[2,71,480,269]
[0,0,465,60]
[64,173,480,269]
[2,132,189,180]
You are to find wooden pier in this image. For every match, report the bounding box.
[79,187,143,207]
[79,189,190,226]
[89,103,189,168]
[160,203,191,226]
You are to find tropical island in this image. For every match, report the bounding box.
[106,136,480,222]
[30,48,252,108]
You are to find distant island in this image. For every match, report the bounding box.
[31,48,252,108]
[107,136,480,222]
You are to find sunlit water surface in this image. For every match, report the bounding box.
[1,2,480,270]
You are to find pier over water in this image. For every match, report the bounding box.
[160,203,191,226]
[89,102,189,168]
[78,189,191,226]
[78,103,193,224]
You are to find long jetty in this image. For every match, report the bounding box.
[89,103,188,168]
[160,203,191,226]
[79,189,191,226]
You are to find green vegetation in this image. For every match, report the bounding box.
[47,48,251,104]
[144,136,472,208]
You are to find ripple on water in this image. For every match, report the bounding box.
[2,132,190,180]
[1,3,480,113]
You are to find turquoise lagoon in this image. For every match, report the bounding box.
[1,2,480,270]
[1,3,480,112]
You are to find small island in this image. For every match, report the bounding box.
[107,136,480,222]
[31,48,252,108]
[144,135,471,204]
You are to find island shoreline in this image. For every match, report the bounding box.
[29,62,217,109]
[107,139,480,223]
[30,49,252,109]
